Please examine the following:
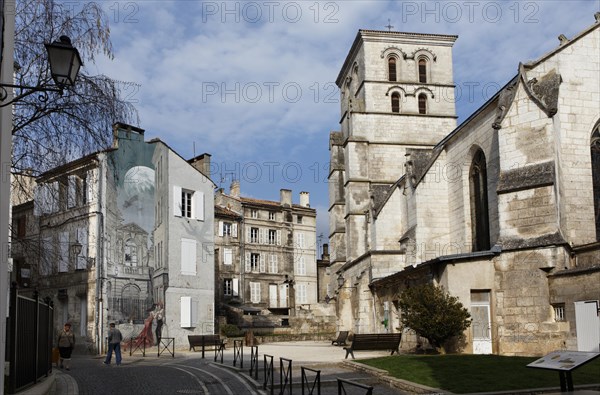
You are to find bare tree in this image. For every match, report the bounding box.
[10,0,138,197]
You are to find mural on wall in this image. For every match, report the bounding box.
[105,131,157,323]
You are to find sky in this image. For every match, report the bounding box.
[88,0,600,247]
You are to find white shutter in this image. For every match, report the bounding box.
[180,296,192,327]
[274,255,278,273]
[50,182,59,213]
[276,230,281,245]
[232,223,238,238]
[86,170,95,204]
[232,278,239,296]
[259,228,264,244]
[245,252,251,272]
[77,227,88,270]
[259,253,266,273]
[224,248,232,265]
[218,221,224,236]
[246,226,251,242]
[59,232,69,272]
[67,175,77,208]
[181,238,197,275]
[193,191,204,221]
[173,186,182,216]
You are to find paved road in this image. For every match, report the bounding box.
[52,342,412,395]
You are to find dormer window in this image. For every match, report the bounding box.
[418,94,427,114]
[418,58,427,83]
[391,92,400,113]
[388,57,397,82]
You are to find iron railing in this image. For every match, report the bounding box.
[301,366,321,395]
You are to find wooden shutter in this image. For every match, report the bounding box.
[193,191,204,220]
[259,253,266,273]
[173,186,182,216]
[218,221,224,236]
[232,223,238,238]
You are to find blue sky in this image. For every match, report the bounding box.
[90,0,600,246]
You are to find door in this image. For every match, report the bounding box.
[575,300,600,352]
[269,284,278,308]
[471,291,492,354]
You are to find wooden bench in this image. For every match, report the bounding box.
[343,333,401,359]
[331,331,349,346]
[188,335,225,358]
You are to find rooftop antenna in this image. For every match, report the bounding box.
[193,141,196,159]
[385,19,394,32]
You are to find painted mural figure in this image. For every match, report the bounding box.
[152,303,164,345]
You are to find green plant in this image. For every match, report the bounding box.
[219,324,243,337]
[398,284,471,353]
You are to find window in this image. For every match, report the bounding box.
[418,58,427,83]
[250,227,259,243]
[181,238,197,275]
[224,279,233,296]
[592,125,600,240]
[173,186,204,220]
[470,150,491,251]
[223,222,232,236]
[418,93,427,114]
[388,57,397,82]
[296,283,307,304]
[268,255,278,273]
[181,190,192,218]
[250,282,261,303]
[251,209,258,218]
[297,215,303,224]
[15,216,26,239]
[250,253,260,272]
[124,239,137,266]
[268,229,276,244]
[553,304,565,322]
[296,256,306,275]
[224,248,233,265]
[391,92,400,113]
[296,232,305,248]
[269,211,275,220]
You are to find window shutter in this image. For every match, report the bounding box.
[77,228,88,270]
[218,221,224,237]
[50,182,59,213]
[259,253,266,273]
[232,278,239,296]
[224,248,232,265]
[180,296,192,327]
[259,228,264,244]
[173,186,182,216]
[181,238,197,275]
[246,226,251,242]
[86,170,95,204]
[276,230,281,245]
[67,175,77,208]
[59,232,69,272]
[40,237,53,276]
[232,223,238,238]
[245,252,250,272]
[193,191,204,221]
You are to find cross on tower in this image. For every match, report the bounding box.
[385,19,394,32]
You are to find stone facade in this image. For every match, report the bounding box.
[329,16,600,356]
[214,183,334,332]
[11,123,215,351]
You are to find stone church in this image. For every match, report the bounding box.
[328,14,600,355]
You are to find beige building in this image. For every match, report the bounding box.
[214,182,332,331]
[329,15,600,355]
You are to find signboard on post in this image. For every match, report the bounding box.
[527,350,600,391]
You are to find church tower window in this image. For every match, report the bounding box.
[418,58,428,83]
[388,57,397,82]
[391,92,400,113]
[470,150,490,251]
[418,94,427,114]
[591,124,600,240]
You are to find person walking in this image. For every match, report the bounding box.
[153,303,164,346]
[104,323,123,366]
[57,322,75,370]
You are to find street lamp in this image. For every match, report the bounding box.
[0,35,82,106]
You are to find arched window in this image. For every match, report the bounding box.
[391,92,400,113]
[470,150,490,251]
[418,94,427,114]
[592,125,600,240]
[388,57,397,82]
[418,58,427,83]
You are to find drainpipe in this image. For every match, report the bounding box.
[95,158,105,354]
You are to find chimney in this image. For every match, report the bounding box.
[112,122,145,148]
[230,180,240,198]
[322,244,330,259]
[299,191,310,207]
[280,189,292,207]
[189,153,212,179]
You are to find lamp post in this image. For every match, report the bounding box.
[0,35,82,106]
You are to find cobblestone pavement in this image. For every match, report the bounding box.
[53,342,412,395]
